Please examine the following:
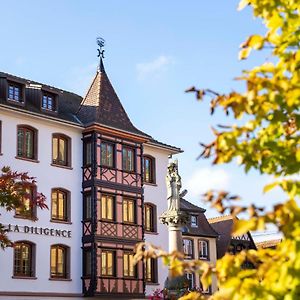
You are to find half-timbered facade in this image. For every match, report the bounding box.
[208,216,257,263]
[0,57,181,298]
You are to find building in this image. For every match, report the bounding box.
[208,215,256,259]
[256,239,281,250]
[180,199,218,295]
[0,57,181,298]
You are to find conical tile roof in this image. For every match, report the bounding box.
[77,59,150,138]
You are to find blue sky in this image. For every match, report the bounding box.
[0,1,279,238]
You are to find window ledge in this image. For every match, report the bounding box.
[51,163,73,170]
[12,276,37,280]
[7,99,25,106]
[15,156,39,163]
[14,215,38,221]
[49,277,72,281]
[50,219,72,225]
[143,182,157,187]
[145,231,159,235]
[146,282,159,286]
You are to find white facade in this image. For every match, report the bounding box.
[0,108,82,296]
[144,144,177,296]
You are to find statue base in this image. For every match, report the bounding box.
[164,275,189,299]
[159,210,189,226]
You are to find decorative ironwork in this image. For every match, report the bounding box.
[97,37,105,59]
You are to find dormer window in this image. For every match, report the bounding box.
[8,82,23,103]
[191,215,198,227]
[42,92,56,111]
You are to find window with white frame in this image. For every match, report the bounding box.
[199,240,209,260]
[183,239,193,259]
[191,215,198,227]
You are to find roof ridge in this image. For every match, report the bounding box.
[0,71,82,98]
[208,215,234,224]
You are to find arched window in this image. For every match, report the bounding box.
[143,155,155,184]
[15,186,36,219]
[144,203,157,233]
[50,244,69,278]
[199,240,209,260]
[14,241,35,277]
[52,134,71,167]
[51,188,70,222]
[183,239,193,259]
[17,125,38,160]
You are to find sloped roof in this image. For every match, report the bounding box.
[180,199,218,238]
[0,67,181,152]
[0,71,83,125]
[77,60,150,138]
[208,216,256,258]
[256,239,281,249]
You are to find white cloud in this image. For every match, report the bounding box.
[185,168,230,198]
[136,55,174,80]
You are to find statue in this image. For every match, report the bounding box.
[166,159,182,211]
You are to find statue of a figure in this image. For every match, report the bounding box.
[166,160,182,211]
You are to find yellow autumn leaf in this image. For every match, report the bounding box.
[232,218,256,236]
[238,0,249,11]
[239,47,251,60]
[263,181,279,193]
[247,35,264,50]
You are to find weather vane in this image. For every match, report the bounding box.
[97,37,105,59]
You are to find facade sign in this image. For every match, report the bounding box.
[5,224,72,238]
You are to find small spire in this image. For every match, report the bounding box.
[96,37,105,72]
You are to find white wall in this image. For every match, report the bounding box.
[143,145,174,296]
[0,109,82,295]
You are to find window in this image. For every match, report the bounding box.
[52,134,71,167]
[101,250,115,276]
[143,156,155,183]
[191,215,198,227]
[8,82,23,102]
[100,142,114,167]
[186,273,195,290]
[14,242,35,277]
[123,198,135,223]
[122,146,134,172]
[145,258,157,283]
[199,240,209,260]
[84,140,92,166]
[183,239,193,259]
[83,249,91,276]
[200,282,212,294]
[101,194,114,221]
[15,187,36,219]
[51,189,69,222]
[17,126,37,160]
[123,252,135,277]
[50,245,69,278]
[144,203,156,232]
[83,194,92,220]
[42,92,56,111]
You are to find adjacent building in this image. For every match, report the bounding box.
[0,58,181,298]
[180,199,218,295]
[208,215,256,259]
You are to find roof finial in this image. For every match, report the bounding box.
[96,37,105,72]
